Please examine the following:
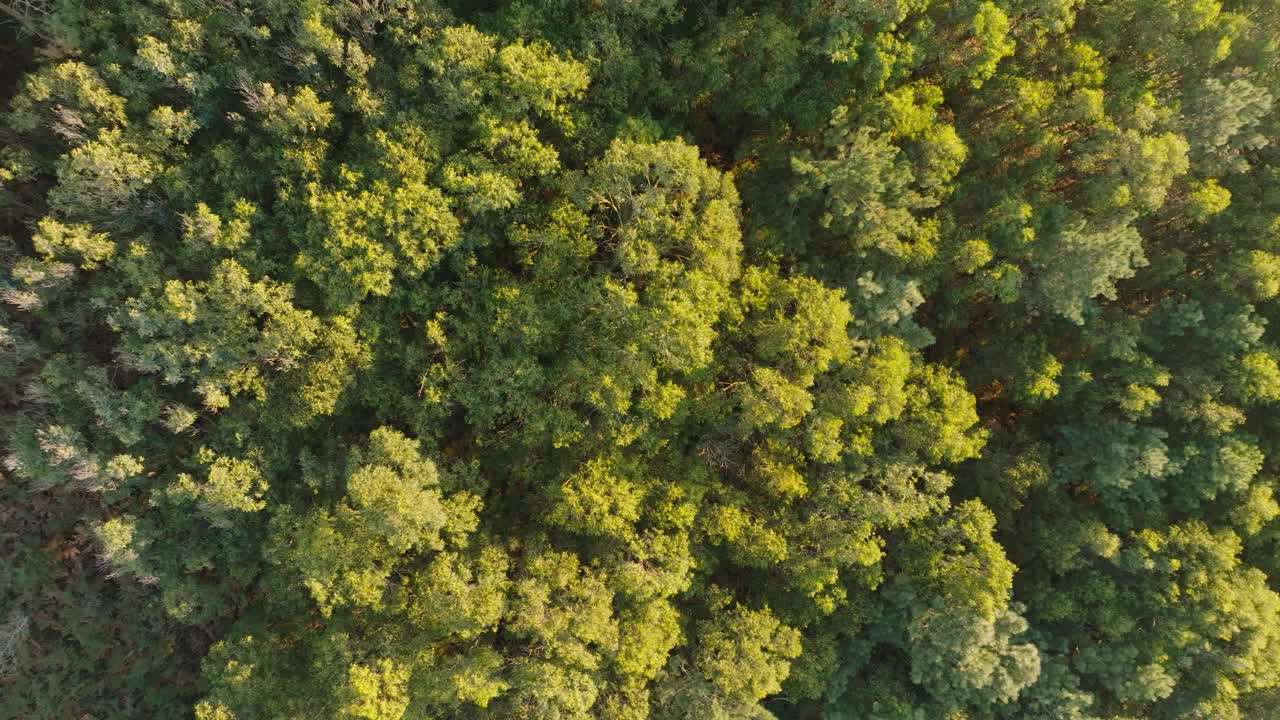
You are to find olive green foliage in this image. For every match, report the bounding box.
[2,0,1280,719]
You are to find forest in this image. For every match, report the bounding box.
[1,0,1279,718]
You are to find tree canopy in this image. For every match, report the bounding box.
[2,1,1280,719]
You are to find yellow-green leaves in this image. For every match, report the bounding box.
[49,129,157,225]
[268,428,468,616]
[425,26,588,131]
[588,138,742,291]
[496,39,590,132]
[693,601,802,706]
[247,84,333,137]
[1186,178,1232,220]
[966,3,1016,89]
[297,176,460,306]
[110,259,320,406]
[31,217,114,269]
[164,453,268,528]
[8,61,127,136]
[9,2,1280,719]
[182,201,255,252]
[341,660,411,720]
[549,458,643,540]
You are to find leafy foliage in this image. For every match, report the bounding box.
[2,0,1280,718]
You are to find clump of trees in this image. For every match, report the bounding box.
[2,1,1279,718]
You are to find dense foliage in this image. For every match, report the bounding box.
[2,0,1280,718]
